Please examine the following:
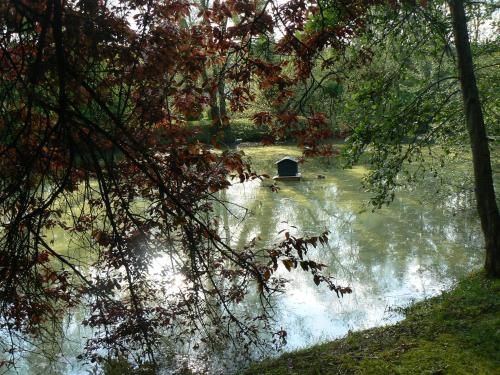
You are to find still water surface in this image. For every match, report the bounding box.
[5,145,485,374]
[221,146,482,350]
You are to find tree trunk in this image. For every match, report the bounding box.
[208,87,221,131]
[202,68,222,133]
[218,17,229,131]
[218,77,227,123]
[449,0,500,277]
[199,0,222,134]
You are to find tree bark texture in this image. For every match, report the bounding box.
[218,77,227,121]
[449,0,500,277]
[202,68,222,132]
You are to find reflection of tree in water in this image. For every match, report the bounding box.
[216,183,280,249]
[1,309,92,375]
[213,189,232,245]
[207,156,483,363]
[207,155,484,355]
[348,197,480,291]
[6,147,483,374]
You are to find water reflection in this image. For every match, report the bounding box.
[1,145,485,374]
[219,146,482,355]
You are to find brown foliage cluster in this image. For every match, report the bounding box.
[0,0,377,369]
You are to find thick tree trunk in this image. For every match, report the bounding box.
[449,0,500,277]
[218,77,227,123]
[199,0,222,134]
[202,68,222,133]
[208,88,221,130]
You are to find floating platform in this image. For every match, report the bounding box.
[273,173,302,181]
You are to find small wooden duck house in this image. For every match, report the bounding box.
[273,157,301,181]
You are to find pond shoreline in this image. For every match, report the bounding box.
[245,272,500,374]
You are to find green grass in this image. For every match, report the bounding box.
[244,272,500,374]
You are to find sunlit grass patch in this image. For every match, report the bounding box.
[244,272,500,374]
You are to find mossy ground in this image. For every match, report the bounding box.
[244,272,500,374]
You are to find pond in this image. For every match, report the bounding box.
[219,145,483,351]
[2,144,488,374]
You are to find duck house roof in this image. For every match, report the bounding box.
[275,157,298,164]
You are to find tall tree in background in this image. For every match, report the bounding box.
[448,0,499,277]
[295,0,499,277]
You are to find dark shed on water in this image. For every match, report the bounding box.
[274,157,300,180]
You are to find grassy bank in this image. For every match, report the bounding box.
[188,117,324,144]
[188,118,269,144]
[245,272,500,374]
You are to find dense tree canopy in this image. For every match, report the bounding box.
[0,0,360,370]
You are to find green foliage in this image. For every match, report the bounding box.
[289,1,499,208]
[188,118,270,144]
[244,272,500,374]
[304,1,341,33]
[189,117,311,144]
[474,44,500,137]
[341,28,500,207]
[321,80,343,98]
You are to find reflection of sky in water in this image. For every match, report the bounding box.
[2,146,485,374]
[219,146,483,353]
[2,313,95,375]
